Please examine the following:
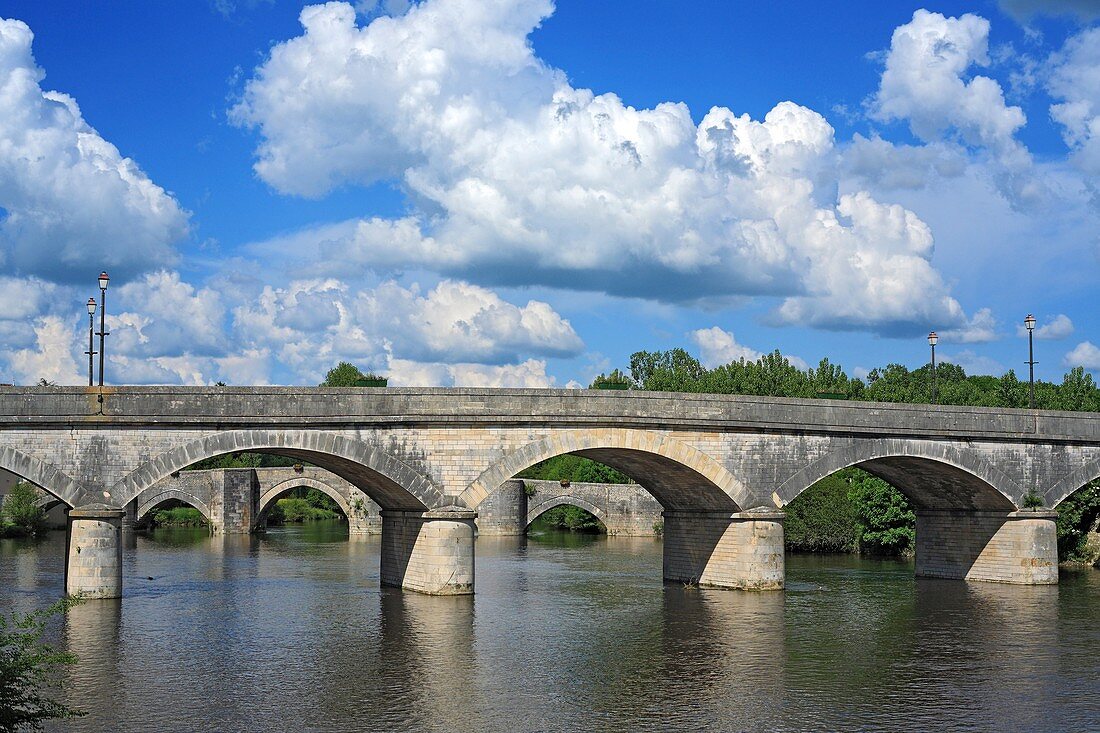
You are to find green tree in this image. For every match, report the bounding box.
[1054,479,1100,563]
[629,349,705,391]
[321,362,368,387]
[589,369,633,389]
[783,472,858,552]
[517,455,632,484]
[1,482,47,538]
[0,597,84,732]
[848,470,915,555]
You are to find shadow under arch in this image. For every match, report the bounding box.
[526,496,609,531]
[257,476,353,520]
[135,488,213,526]
[1045,457,1100,509]
[461,429,748,512]
[112,429,443,511]
[0,445,85,508]
[773,439,1018,511]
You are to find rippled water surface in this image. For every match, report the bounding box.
[2,524,1098,732]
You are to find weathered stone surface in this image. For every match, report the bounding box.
[663,510,785,590]
[66,509,124,599]
[915,510,1058,584]
[1,386,1097,596]
[380,510,476,595]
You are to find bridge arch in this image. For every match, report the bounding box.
[113,430,443,512]
[0,445,85,508]
[135,488,213,526]
[1045,458,1100,509]
[773,439,1019,511]
[461,428,748,512]
[526,496,608,530]
[257,476,353,520]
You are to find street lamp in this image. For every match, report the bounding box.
[1025,314,1037,408]
[96,271,109,387]
[85,298,97,387]
[928,331,938,404]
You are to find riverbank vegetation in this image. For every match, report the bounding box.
[0,482,47,538]
[0,596,85,731]
[265,490,343,524]
[531,505,606,533]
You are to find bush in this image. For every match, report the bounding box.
[848,470,915,556]
[1055,480,1100,563]
[1,482,47,538]
[784,472,859,553]
[535,505,605,533]
[517,455,632,484]
[267,497,342,524]
[148,506,207,528]
[0,596,85,731]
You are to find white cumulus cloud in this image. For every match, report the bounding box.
[0,18,189,282]
[232,0,974,335]
[689,327,764,368]
[1064,341,1100,369]
[1016,313,1074,340]
[1047,27,1100,174]
[232,277,582,381]
[868,9,1040,208]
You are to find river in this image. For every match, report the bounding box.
[1,522,1097,732]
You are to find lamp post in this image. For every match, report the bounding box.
[1025,314,1036,408]
[96,271,109,387]
[928,331,938,404]
[85,298,97,386]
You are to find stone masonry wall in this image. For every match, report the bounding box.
[915,510,1058,584]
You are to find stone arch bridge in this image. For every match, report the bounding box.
[2,386,1098,598]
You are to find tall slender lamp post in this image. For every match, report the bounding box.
[1024,314,1037,408]
[928,331,938,404]
[85,298,97,386]
[96,271,109,387]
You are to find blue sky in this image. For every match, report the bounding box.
[0,0,1097,387]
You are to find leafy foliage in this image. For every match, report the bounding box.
[783,471,859,553]
[0,597,85,732]
[185,452,301,471]
[847,470,916,556]
[320,362,385,387]
[589,368,633,389]
[0,482,47,538]
[533,505,605,533]
[517,454,632,484]
[1055,480,1100,564]
[148,506,207,528]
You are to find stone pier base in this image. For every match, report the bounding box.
[915,510,1058,584]
[474,479,528,536]
[65,508,125,599]
[380,509,476,595]
[663,510,785,590]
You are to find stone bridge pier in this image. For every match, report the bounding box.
[2,386,1097,600]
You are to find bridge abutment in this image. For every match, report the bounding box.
[662,510,785,590]
[65,508,125,599]
[915,510,1058,584]
[380,509,476,595]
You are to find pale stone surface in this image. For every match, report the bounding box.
[915,510,1058,584]
[66,509,124,599]
[663,510,785,590]
[2,386,1097,596]
[380,510,476,595]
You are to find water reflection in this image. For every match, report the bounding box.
[0,527,1095,733]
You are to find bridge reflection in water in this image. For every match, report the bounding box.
[2,527,1098,731]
